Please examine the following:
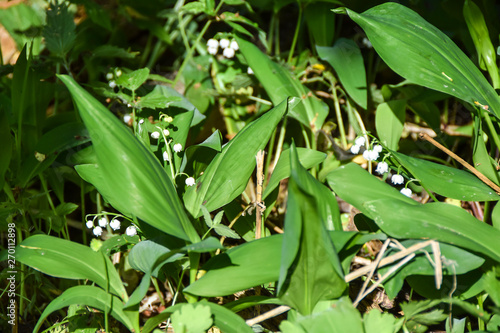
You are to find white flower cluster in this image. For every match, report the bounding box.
[86,216,138,237]
[351,137,383,162]
[106,68,122,89]
[207,38,239,58]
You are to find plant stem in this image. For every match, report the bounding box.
[287,4,303,64]
[272,118,287,170]
[332,86,347,149]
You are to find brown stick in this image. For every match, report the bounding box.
[419,132,500,194]
[255,150,265,239]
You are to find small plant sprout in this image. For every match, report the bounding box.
[93,226,103,237]
[151,131,161,139]
[110,218,121,231]
[109,80,117,88]
[185,177,195,186]
[173,143,183,152]
[219,38,230,49]
[400,187,412,197]
[126,226,137,236]
[163,151,170,161]
[375,161,389,175]
[391,174,405,185]
[98,217,108,227]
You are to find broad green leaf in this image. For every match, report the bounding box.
[171,303,213,333]
[375,100,406,150]
[43,2,75,57]
[392,151,500,201]
[184,98,295,218]
[464,0,499,89]
[317,39,367,109]
[237,36,328,130]
[335,3,500,118]
[363,310,400,333]
[281,298,364,333]
[134,86,182,110]
[379,240,485,299]
[16,235,127,300]
[278,144,345,315]
[305,2,335,47]
[79,0,112,31]
[142,300,253,333]
[115,68,150,92]
[213,224,241,239]
[363,199,500,262]
[33,286,136,333]
[263,147,327,199]
[0,3,43,51]
[184,235,283,297]
[58,75,198,242]
[326,163,416,220]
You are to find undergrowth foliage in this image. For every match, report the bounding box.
[1,0,500,332]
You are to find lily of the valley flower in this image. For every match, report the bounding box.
[109,80,117,88]
[173,143,183,153]
[185,177,195,186]
[373,144,383,153]
[223,47,235,59]
[350,145,361,154]
[93,226,103,236]
[163,151,170,161]
[98,217,107,228]
[354,136,366,146]
[391,174,404,185]
[375,161,389,175]
[163,129,170,136]
[400,187,412,197]
[126,226,137,237]
[219,38,230,49]
[110,218,121,231]
[86,220,93,229]
[363,149,379,161]
[151,131,161,139]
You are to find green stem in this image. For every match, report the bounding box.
[173,1,226,87]
[484,112,500,151]
[264,127,277,189]
[81,179,87,246]
[177,11,191,52]
[151,277,166,306]
[287,4,303,64]
[333,86,347,149]
[272,118,287,170]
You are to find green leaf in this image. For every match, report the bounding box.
[464,0,500,89]
[43,2,75,57]
[263,147,327,199]
[363,199,500,262]
[33,286,136,333]
[77,0,112,31]
[115,68,150,92]
[317,39,367,109]
[278,144,345,315]
[91,45,139,59]
[134,86,182,110]
[392,150,500,201]
[326,163,416,220]
[336,2,500,118]
[0,107,12,190]
[142,300,253,333]
[184,235,283,297]
[237,36,328,130]
[171,303,213,333]
[213,224,241,239]
[281,298,364,332]
[472,131,500,186]
[184,97,295,218]
[375,100,406,150]
[363,309,400,333]
[304,2,335,47]
[16,235,127,300]
[58,75,198,242]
